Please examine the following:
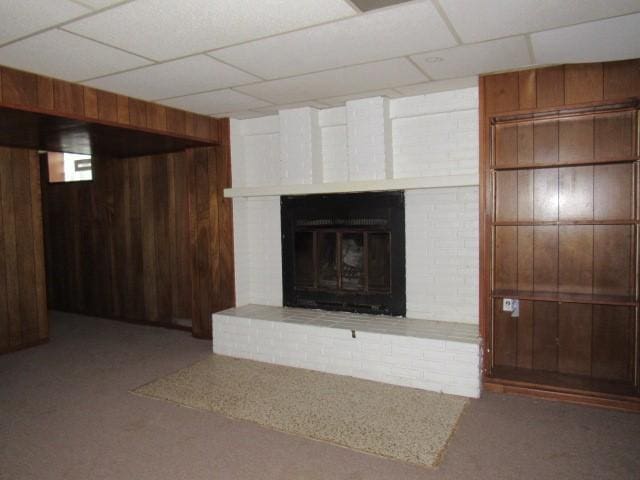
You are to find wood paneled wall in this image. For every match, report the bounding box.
[0,66,219,143]
[41,143,234,338]
[0,147,47,353]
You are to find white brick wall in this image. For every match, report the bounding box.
[406,187,479,323]
[213,313,481,398]
[233,197,282,307]
[230,86,480,324]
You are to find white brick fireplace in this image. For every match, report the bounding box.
[213,85,482,397]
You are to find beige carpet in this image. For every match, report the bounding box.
[133,354,468,467]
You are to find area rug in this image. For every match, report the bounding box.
[133,354,468,467]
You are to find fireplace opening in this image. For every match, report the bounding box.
[281,191,405,316]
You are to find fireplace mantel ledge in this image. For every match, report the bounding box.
[224,174,479,198]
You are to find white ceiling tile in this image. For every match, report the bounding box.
[64,0,356,61]
[0,29,151,82]
[0,0,89,45]
[216,111,272,120]
[235,58,427,104]
[82,55,260,101]
[252,101,330,115]
[394,76,478,96]
[209,2,456,79]
[159,89,271,115]
[438,0,640,43]
[71,0,128,9]
[319,89,403,107]
[410,37,531,80]
[531,13,640,64]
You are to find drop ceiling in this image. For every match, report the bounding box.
[0,0,639,119]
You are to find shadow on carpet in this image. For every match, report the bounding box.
[132,354,467,467]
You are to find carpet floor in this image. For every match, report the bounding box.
[134,355,467,467]
[2,311,640,479]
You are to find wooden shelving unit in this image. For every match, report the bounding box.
[488,104,640,398]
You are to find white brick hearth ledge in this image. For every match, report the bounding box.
[212,305,482,398]
[223,174,478,198]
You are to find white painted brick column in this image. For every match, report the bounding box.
[346,97,393,181]
[279,107,322,184]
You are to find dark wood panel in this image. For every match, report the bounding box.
[116,96,129,125]
[603,59,640,100]
[558,225,593,294]
[536,67,564,108]
[517,170,533,222]
[1,67,38,107]
[493,298,517,367]
[593,225,633,296]
[558,166,593,221]
[592,305,634,382]
[533,120,558,165]
[0,147,47,354]
[37,77,54,111]
[532,301,558,371]
[494,226,517,291]
[494,124,517,167]
[517,123,533,165]
[83,87,99,119]
[495,170,517,222]
[517,226,533,291]
[97,90,118,123]
[594,111,635,161]
[564,63,603,105]
[41,145,234,339]
[0,67,221,150]
[516,300,534,369]
[53,80,84,116]
[533,226,558,292]
[216,119,235,312]
[558,303,592,376]
[128,99,147,128]
[593,163,633,221]
[533,168,558,221]
[559,116,594,164]
[146,103,167,132]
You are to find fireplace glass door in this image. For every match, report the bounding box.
[281,191,405,316]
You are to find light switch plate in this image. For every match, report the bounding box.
[503,298,513,312]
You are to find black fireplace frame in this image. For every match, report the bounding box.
[281,191,406,316]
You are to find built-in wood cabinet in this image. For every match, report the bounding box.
[480,60,640,409]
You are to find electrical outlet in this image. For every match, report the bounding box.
[503,298,513,312]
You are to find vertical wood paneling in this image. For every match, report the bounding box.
[53,80,84,116]
[41,146,234,338]
[603,59,640,99]
[493,298,517,367]
[83,87,99,119]
[37,77,54,111]
[1,68,38,107]
[484,72,519,114]
[216,120,235,311]
[518,70,536,110]
[140,155,159,321]
[558,303,592,375]
[116,96,129,125]
[536,66,564,108]
[532,301,558,371]
[97,90,118,123]
[0,147,48,353]
[128,99,147,128]
[564,63,603,105]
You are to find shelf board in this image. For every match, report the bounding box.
[492,157,638,171]
[224,174,479,198]
[493,220,637,226]
[492,290,637,306]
